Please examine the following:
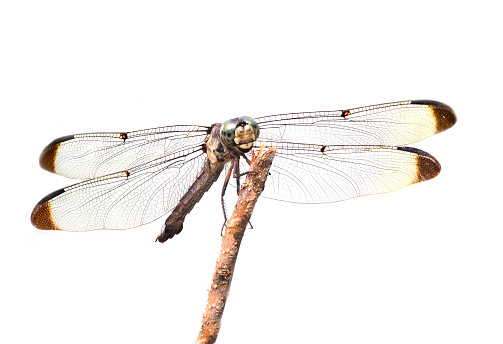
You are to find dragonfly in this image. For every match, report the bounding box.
[31,100,456,242]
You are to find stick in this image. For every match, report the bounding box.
[195,147,276,344]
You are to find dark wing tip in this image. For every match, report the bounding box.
[31,188,65,230]
[39,135,74,173]
[397,146,441,183]
[410,100,457,133]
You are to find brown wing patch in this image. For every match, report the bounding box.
[31,188,64,230]
[410,100,457,134]
[39,135,74,173]
[398,146,441,183]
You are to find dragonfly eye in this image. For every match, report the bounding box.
[220,116,260,152]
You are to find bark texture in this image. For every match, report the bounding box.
[196,148,276,344]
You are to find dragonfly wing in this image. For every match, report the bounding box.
[31,148,208,231]
[251,141,441,203]
[256,100,456,146]
[39,125,209,179]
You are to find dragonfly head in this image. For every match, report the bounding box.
[220,116,260,153]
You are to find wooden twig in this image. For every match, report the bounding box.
[195,147,276,344]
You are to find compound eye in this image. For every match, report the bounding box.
[220,118,238,148]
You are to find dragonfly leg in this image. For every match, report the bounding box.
[220,159,234,235]
[240,151,252,165]
[232,156,258,190]
[234,152,260,184]
[239,152,269,180]
[237,143,268,177]
[220,156,253,235]
[233,157,242,194]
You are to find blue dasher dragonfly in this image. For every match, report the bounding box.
[31,100,456,242]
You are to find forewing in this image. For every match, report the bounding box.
[39,125,209,179]
[256,100,456,146]
[31,148,208,231]
[249,141,441,203]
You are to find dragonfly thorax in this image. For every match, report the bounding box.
[220,116,260,153]
[203,123,233,164]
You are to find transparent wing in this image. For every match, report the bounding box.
[39,125,210,179]
[31,148,209,231]
[232,141,440,204]
[256,100,456,146]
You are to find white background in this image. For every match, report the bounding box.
[1,1,501,343]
